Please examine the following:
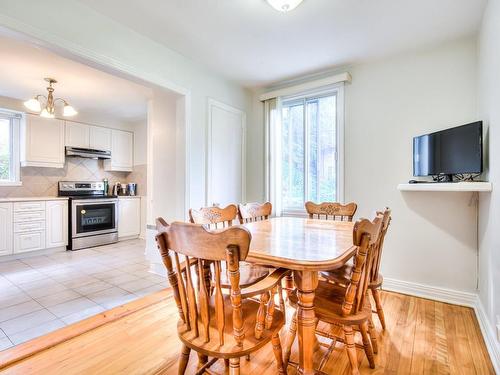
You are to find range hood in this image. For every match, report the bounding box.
[65,146,111,159]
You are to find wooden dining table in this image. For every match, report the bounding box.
[240,216,356,375]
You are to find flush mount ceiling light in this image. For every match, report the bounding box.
[24,78,77,118]
[266,0,304,12]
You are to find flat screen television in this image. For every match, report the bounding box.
[413,121,483,181]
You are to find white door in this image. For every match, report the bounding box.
[0,203,13,256]
[65,121,90,148]
[207,100,245,207]
[46,200,68,248]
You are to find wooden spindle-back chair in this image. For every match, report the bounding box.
[285,214,383,375]
[156,219,286,375]
[189,204,239,229]
[238,202,272,223]
[322,208,392,330]
[305,201,358,221]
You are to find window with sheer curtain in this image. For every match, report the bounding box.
[266,85,344,216]
[0,110,21,186]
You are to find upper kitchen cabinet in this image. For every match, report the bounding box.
[21,114,65,168]
[66,122,112,151]
[65,121,90,149]
[89,126,112,151]
[104,129,134,172]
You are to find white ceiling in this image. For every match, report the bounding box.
[78,0,487,88]
[0,34,151,122]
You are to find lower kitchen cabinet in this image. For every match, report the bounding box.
[46,200,68,248]
[118,197,141,238]
[0,203,13,256]
[14,230,46,254]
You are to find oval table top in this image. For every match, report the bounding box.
[241,217,356,271]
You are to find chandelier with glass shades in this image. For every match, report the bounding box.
[24,78,77,118]
[266,0,304,12]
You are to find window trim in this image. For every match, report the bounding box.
[0,109,22,186]
[274,83,345,216]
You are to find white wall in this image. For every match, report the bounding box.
[248,37,479,293]
[477,0,500,343]
[0,0,251,212]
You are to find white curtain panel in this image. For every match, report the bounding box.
[264,97,282,216]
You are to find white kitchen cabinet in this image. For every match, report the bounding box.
[118,198,140,238]
[21,114,65,168]
[0,203,13,256]
[14,231,46,254]
[89,126,112,151]
[65,121,90,148]
[104,130,134,172]
[46,200,68,248]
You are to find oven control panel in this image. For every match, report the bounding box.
[58,181,105,195]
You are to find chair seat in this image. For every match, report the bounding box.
[288,280,371,325]
[178,294,284,358]
[321,265,384,289]
[219,261,270,288]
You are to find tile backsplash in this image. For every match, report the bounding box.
[0,158,147,198]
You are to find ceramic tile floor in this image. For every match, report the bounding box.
[0,239,167,351]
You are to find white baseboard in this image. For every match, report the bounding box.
[382,277,477,307]
[474,296,500,375]
[383,277,499,374]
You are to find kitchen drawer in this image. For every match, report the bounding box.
[14,231,46,254]
[14,210,46,223]
[14,221,45,233]
[13,201,46,212]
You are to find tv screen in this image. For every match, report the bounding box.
[413,121,483,177]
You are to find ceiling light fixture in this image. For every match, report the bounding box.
[266,0,304,12]
[24,78,77,118]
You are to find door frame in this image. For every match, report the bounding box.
[206,98,246,207]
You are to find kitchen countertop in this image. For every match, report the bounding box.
[117,196,142,199]
[0,197,69,203]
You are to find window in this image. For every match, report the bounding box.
[279,88,343,213]
[0,110,21,186]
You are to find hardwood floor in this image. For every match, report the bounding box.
[0,290,494,374]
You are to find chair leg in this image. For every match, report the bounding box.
[272,332,286,375]
[368,316,378,354]
[197,353,208,370]
[344,326,360,375]
[278,284,286,324]
[284,274,294,297]
[229,357,240,375]
[224,358,230,374]
[371,287,386,330]
[178,344,191,375]
[266,287,277,329]
[360,321,375,369]
[255,291,270,339]
[283,310,297,367]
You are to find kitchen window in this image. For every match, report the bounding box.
[269,85,344,215]
[0,110,21,186]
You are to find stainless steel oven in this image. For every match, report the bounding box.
[59,181,119,250]
[72,198,117,237]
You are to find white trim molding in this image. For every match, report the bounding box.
[259,72,351,101]
[383,278,500,373]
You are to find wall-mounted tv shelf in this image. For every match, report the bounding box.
[397,182,492,192]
